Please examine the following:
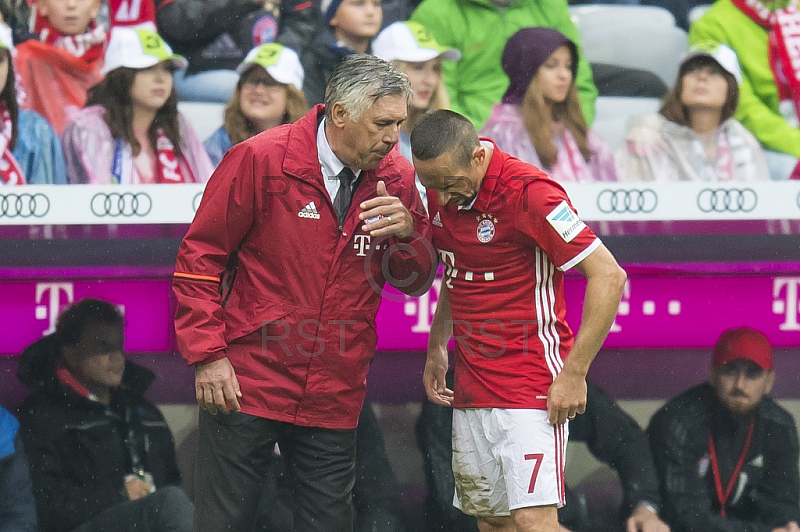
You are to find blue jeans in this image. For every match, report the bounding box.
[173,69,239,103]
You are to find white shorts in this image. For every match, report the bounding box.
[451,408,568,517]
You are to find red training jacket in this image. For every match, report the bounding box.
[172,105,434,429]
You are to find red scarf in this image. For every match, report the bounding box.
[732,0,800,122]
[0,103,25,185]
[154,128,190,183]
[37,19,106,64]
[108,0,156,27]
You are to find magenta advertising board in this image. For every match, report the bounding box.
[2,265,798,356]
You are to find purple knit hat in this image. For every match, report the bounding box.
[501,27,578,104]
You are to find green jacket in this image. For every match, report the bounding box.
[410,0,597,130]
[690,0,800,156]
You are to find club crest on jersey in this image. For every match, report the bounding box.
[476,213,497,243]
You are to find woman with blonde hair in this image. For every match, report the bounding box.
[618,43,768,181]
[372,20,460,205]
[205,43,308,166]
[480,27,617,182]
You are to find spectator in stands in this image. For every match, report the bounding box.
[205,42,308,167]
[418,371,669,532]
[301,0,382,105]
[154,0,316,103]
[648,327,800,531]
[16,298,193,532]
[0,405,36,531]
[255,401,405,532]
[410,0,598,130]
[618,43,768,182]
[480,28,617,182]
[690,0,800,179]
[0,0,33,45]
[0,23,66,185]
[62,27,213,184]
[14,0,104,134]
[371,20,460,205]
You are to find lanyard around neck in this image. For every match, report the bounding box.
[707,417,754,517]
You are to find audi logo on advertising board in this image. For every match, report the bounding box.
[696,188,757,213]
[90,192,153,217]
[0,193,50,218]
[596,189,657,214]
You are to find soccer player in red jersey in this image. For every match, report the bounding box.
[411,109,627,532]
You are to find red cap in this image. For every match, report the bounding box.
[712,327,773,370]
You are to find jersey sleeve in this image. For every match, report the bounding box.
[515,178,600,271]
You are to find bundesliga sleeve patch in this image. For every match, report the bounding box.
[546,201,586,242]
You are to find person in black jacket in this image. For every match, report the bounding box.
[154,0,318,102]
[417,371,669,532]
[16,298,193,532]
[648,327,800,532]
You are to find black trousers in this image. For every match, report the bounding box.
[194,409,357,532]
[73,485,194,532]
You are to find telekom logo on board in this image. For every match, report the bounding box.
[35,283,74,335]
[774,278,800,331]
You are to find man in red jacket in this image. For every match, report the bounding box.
[172,54,435,531]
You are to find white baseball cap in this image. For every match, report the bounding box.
[680,42,742,84]
[236,43,304,91]
[372,21,461,64]
[103,26,188,75]
[0,22,13,53]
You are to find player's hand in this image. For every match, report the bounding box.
[423,345,453,406]
[359,180,414,238]
[626,505,670,532]
[547,369,587,425]
[195,357,242,414]
[124,476,152,501]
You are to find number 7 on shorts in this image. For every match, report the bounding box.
[525,453,544,493]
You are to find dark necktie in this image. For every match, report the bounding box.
[333,167,355,223]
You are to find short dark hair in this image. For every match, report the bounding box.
[55,298,124,347]
[410,110,479,169]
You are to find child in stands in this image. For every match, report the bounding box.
[0,22,66,185]
[15,0,105,134]
[618,43,769,181]
[480,27,618,182]
[301,0,382,105]
[62,27,213,184]
[205,43,308,167]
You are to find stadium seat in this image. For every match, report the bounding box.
[593,96,662,151]
[570,4,688,85]
[177,101,225,142]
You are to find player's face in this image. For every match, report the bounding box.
[38,0,101,36]
[397,58,443,111]
[536,45,573,105]
[680,58,729,113]
[330,0,382,40]
[130,62,174,113]
[414,149,483,207]
[338,94,407,170]
[239,68,288,131]
[710,359,774,415]
[63,320,126,394]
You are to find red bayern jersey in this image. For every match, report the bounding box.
[428,140,600,409]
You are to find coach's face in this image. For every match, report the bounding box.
[330,95,407,170]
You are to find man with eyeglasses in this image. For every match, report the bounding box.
[648,327,800,532]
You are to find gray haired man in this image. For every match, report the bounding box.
[173,54,434,531]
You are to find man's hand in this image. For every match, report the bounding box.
[773,522,800,532]
[626,505,670,532]
[124,476,153,501]
[359,180,414,238]
[547,369,587,425]
[195,357,242,414]
[423,344,453,406]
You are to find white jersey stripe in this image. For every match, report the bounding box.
[544,257,564,372]
[535,247,558,380]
